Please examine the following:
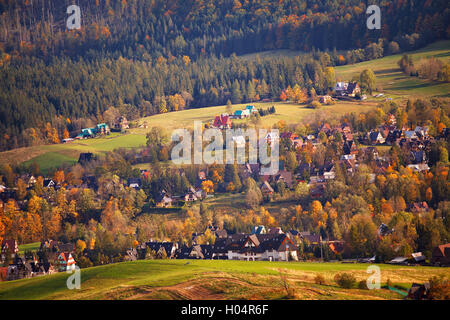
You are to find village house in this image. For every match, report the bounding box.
[233,109,250,119]
[271,170,293,188]
[431,243,450,266]
[414,126,429,138]
[322,163,336,180]
[343,140,358,155]
[410,150,426,164]
[387,114,397,125]
[184,190,198,202]
[367,131,385,145]
[245,105,258,114]
[251,225,267,235]
[265,132,279,145]
[176,245,209,259]
[346,82,361,97]
[145,241,178,259]
[43,179,56,188]
[334,82,348,96]
[319,123,332,136]
[360,147,379,160]
[224,233,298,261]
[404,130,418,141]
[114,116,129,131]
[155,192,173,208]
[6,256,33,280]
[407,163,430,172]
[386,129,403,145]
[128,178,142,189]
[1,240,19,260]
[1,239,19,258]
[408,202,429,215]
[334,82,361,97]
[57,252,76,272]
[76,123,110,139]
[213,114,232,129]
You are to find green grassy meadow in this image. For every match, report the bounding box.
[17,242,41,255]
[0,259,448,300]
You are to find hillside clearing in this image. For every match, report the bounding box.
[335,40,450,98]
[0,260,447,300]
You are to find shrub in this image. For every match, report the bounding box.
[310,101,321,109]
[428,276,450,300]
[279,271,296,299]
[358,280,368,290]
[334,273,356,289]
[386,278,393,287]
[314,274,326,285]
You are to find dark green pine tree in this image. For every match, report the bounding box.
[231,80,242,104]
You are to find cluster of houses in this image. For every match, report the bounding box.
[211,105,259,129]
[62,117,129,143]
[75,123,110,140]
[365,123,435,173]
[0,240,76,281]
[129,226,330,262]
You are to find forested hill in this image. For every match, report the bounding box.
[0,0,448,60]
[0,0,449,151]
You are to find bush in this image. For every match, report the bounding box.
[428,276,450,300]
[309,101,321,109]
[358,280,368,290]
[334,273,356,289]
[386,278,393,287]
[314,274,326,285]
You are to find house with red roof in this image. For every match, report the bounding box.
[213,114,232,129]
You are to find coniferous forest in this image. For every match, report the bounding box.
[0,0,449,150]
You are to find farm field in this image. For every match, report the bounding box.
[0,259,447,300]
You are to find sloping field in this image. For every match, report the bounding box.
[0,101,376,172]
[0,260,447,300]
[335,40,450,98]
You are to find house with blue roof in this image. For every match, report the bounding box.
[233,109,250,119]
[251,225,267,235]
[245,105,258,114]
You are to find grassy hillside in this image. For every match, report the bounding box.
[0,260,448,300]
[335,40,450,98]
[0,101,377,173]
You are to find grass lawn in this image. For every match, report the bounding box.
[17,242,41,255]
[0,133,147,174]
[0,259,447,300]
